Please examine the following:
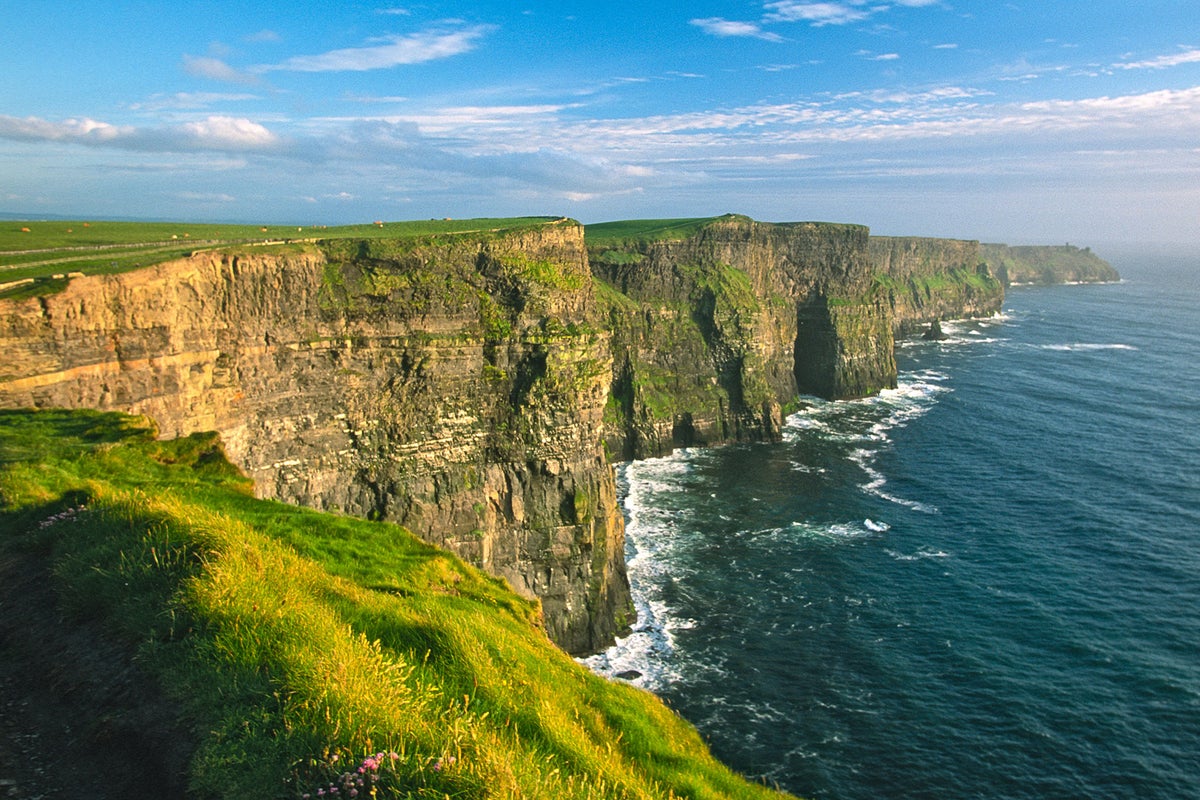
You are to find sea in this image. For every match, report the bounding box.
[585,252,1200,799]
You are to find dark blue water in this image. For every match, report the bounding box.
[586,257,1200,799]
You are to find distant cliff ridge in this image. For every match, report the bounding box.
[587,215,897,459]
[0,214,1104,653]
[869,236,1005,338]
[982,243,1120,285]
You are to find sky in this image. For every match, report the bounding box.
[2,1,1199,245]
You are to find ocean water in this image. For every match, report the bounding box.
[585,256,1200,799]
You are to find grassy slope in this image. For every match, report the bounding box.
[0,217,563,287]
[0,409,794,800]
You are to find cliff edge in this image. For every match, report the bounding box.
[0,220,632,655]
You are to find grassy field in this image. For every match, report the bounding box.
[0,408,795,800]
[0,217,564,289]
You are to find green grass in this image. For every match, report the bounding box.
[0,408,795,800]
[0,217,566,287]
[584,217,725,246]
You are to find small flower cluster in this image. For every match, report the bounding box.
[300,751,399,799]
[38,505,86,530]
[431,756,456,772]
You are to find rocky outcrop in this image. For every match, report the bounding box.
[869,236,1005,337]
[589,215,895,459]
[0,221,633,655]
[981,243,1120,285]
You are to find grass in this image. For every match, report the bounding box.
[0,217,565,287]
[584,217,725,247]
[0,408,795,800]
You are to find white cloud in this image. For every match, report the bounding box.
[180,116,278,148]
[177,191,236,203]
[182,55,260,85]
[0,114,287,155]
[691,17,784,42]
[129,92,261,112]
[759,0,941,29]
[245,30,282,43]
[263,25,492,72]
[764,2,870,26]
[0,115,128,143]
[1113,48,1200,70]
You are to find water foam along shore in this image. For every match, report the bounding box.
[582,453,695,690]
[1038,342,1138,351]
[585,375,950,688]
[584,321,1009,688]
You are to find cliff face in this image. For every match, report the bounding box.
[981,243,1120,285]
[590,216,896,459]
[0,214,1066,652]
[0,222,633,655]
[869,236,1005,337]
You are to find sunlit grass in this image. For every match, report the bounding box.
[0,409,795,800]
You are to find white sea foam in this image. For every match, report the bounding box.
[1040,343,1138,352]
[583,455,704,690]
[852,448,939,514]
[886,547,951,562]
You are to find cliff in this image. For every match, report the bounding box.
[981,243,1120,285]
[589,215,896,459]
[869,236,1005,337]
[0,214,1058,652]
[0,220,632,655]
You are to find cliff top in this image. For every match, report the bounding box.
[585,213,867,247]
[0,216,571,295]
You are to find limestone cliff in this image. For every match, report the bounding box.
[589,215,896,459]
[869,236,1005,337]
[981,243,1120,285]
[0,221,632,655]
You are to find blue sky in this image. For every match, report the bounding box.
[2,1,1199,245]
